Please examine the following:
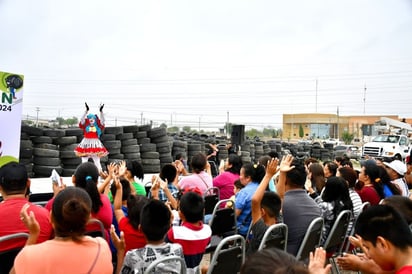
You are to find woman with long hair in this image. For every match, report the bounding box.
[13,187,112,274]
[213,154,243,204]
[356,160,384,205]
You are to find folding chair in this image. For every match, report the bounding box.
[205,199,237,253]
[204,187,220,216]
[343,202,370,253]
[258,223,288,252]
[144,255,187,274]
[323,210,352,273]
[295,217,324,262]
[0,232,29,274]
[207,234,245,274]
[85,218,107,240]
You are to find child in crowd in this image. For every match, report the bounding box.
[248,158,282,254]
[354,205,412,273]
[112,199,184,274]
[112,177,148,253]
[166,191,212,273]
[226,179,244,209]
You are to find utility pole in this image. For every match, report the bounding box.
[36,107,40,127]
[140,112,143,125]
[198,116,201,132]
[337,106,340,140]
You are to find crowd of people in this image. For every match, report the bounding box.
[1,146,412,274]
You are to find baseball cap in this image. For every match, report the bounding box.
[0,161,28,188]
[383,160,407,176]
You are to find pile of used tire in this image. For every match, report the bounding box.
[19,124,333,178]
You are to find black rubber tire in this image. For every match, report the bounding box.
[141,152,160,159]
[141,164,160,173]
[53,136,77,146]
[108,153,125,160]
[61,158,82,166]
[20,148,33,158]
[123,125,139,133]
[21,125,44,136]
[157,146,171,154]
[140,143,157,153]
[62,169,77,177]
[33,148,59,158]
[34,157,61,166]
[101,134,116,141]
[60,144,79,151]
[20,140,33,149]
[138,138,151,144]
[141,159,160,165]
[121,139,138,146]
[121,145,140,154]
[33,165,63,176]
[108,148,121,155]
[148,127,167,139]
[151,135,169,144]
[104,126,124,135]
[43,129,65,138]
[31,136,53,144]
[138,124,152,132]
[124,153,141,160]
[35,143,58,150]
[60,151,77,159]
[19,158,32,165]
[159,156,173,163]
[136,131,147,139]
[65,128,83,137]
[103,140,121,149]
[116,133,134,140]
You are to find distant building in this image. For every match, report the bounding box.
[282,113,411,140]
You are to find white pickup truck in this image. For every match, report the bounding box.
[362,134,410,161]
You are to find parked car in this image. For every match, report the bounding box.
[333,145,361,160]
[323,138,339,146]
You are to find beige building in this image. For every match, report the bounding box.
[282,113,410,140]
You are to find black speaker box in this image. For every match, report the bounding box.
[231,125,245,145]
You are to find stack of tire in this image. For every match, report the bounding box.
[172,140,188,163]
[321,143,333,161]
[136,126,158,174]
[32,129,63,177]
[58,129,81,176]
[149,127,173,168]
[120,125,141,163]
[187,141,204,171]
[254,142,264,161]
[102,126,123,164]
[310,143,322,160]
[217,143,228,162]
[20,125,40,178]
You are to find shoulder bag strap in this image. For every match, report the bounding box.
[87,238,101,274]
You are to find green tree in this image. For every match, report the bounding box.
[167,126,180,133]
[246,128,262,138]
[182,126,191,132]
[224,123,233,134]
[299,124,304,138]
[65,117,78,127]
[159,123,168,128]
[341,131,354,145]
[56,117,65,126]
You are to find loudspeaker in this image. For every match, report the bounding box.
[231,125,245,145]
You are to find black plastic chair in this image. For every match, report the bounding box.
[0,232,29,274]
[323,210,352,273]
[204,187,220,215]
[207,234,245,274]
[295,217,324,262]
[143,255,187,274]
[258,223,288,252]
[205,199,237,253]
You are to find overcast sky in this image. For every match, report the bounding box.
[1,0,412,131]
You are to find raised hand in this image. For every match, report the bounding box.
[266,158,279,177]
[85,102,89,111]
[279,154,295,173]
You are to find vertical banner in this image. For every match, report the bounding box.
[0,70,24,159]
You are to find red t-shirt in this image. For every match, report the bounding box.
[118,217,146,252]
[0,198,53,252]
[397,265,412,274]
[356,185,381,205]
[46,193,113,239]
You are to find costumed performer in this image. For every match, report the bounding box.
[74,102,108,171]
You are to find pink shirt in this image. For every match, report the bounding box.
[178,171,213,194]
[213,171,239,201]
